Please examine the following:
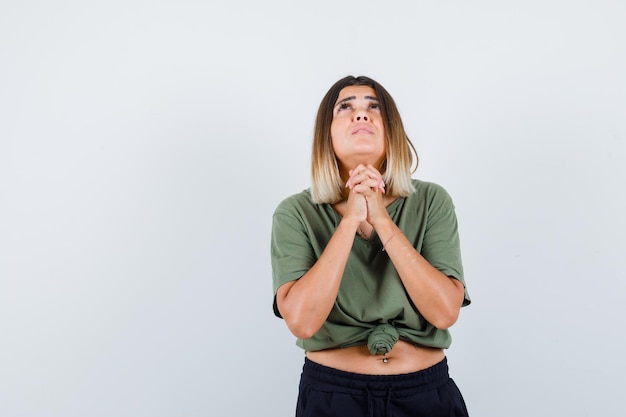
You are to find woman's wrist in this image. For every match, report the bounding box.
[373,219,400,244]
[338,216,362,233]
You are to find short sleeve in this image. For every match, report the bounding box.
[421,187,471,307]
[270,200,317,317]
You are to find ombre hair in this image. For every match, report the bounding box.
[310,75,418,204]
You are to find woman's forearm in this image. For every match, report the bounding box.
[375,219,465,329]
[275,217,360,339]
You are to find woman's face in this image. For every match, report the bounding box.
[330,85,386,174]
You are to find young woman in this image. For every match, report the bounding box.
[271,75,471,417]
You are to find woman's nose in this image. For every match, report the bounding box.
[355,113,369,122]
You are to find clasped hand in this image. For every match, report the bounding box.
[344,164,389,226]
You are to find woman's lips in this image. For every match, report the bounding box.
[352,124,373,134]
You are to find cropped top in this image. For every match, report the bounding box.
[271,179,471,352]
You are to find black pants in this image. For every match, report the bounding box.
[296,357,469,417]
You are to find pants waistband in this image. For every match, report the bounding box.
[301,356,450,397]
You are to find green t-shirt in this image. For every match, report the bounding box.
[271,179,470,352]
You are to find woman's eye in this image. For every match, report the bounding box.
[369,103,380,110]
[338,103,350,110]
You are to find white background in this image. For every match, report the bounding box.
[1,1,625,416]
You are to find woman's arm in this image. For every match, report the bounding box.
[275,194,365,339]
[374,219,465,329]
[350,165,465,329]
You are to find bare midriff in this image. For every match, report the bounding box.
[305,340,445,375]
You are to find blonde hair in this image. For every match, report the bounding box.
[311,75,418,204]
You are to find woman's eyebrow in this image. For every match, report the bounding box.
[335,96,379,106]
[335,96,356,106]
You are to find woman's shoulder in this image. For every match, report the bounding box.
[408,179,455,208]
[410,178,452,197]
[273,188,316,215]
